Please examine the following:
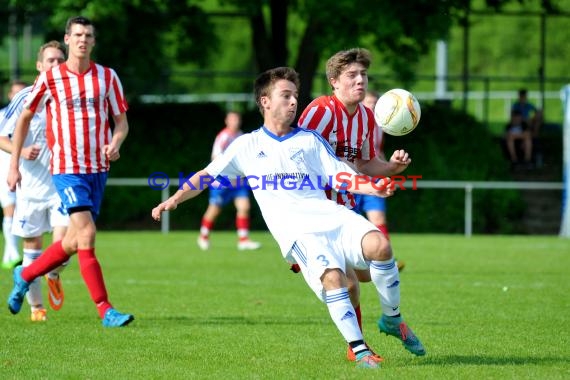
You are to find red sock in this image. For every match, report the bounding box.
[236,216,250,242]
[377,224,390,240]
[200,218,214,238]
[78,248,112,318]
[21,240,70,282]
[355,304,363,331]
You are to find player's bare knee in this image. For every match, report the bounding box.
[361,230,392,261]
[320,268,346,291]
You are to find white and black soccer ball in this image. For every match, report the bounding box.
[374,88,421,136]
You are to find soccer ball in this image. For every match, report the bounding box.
[374,88,421,136]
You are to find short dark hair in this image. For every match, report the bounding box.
[518,88,528,97]
[254,67,300,115]
[326,48,371,89]
[65,16,95,35]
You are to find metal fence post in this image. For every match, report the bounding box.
[465,184,473,237]
[161,186,170,234]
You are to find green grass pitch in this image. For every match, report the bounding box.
[1,231,569,379]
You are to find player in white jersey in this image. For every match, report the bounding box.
[0,41,69,322]
[7,16,133,328]
[152,67,425,369]
[197,111,261,251]
[1,80,26,270]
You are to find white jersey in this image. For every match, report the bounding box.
[0,107,11,178]
[0,86,56,201]
[0,107,16,207]
[206,126,362,255]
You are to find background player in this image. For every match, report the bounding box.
[0,41,69,322]
[0,80,26,270]
[197,111,261,251]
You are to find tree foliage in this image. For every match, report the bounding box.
[1,0,219,96]
[219,0,466,107]
[1,0,565,104]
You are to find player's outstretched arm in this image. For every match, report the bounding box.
[152,169,211,221]
[336,173,394,198]
[388,149,412,174]
[355,149,411,177]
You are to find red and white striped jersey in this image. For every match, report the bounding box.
[374,121,385,157]
[299,95,378,208]
[211,127,243,160]
[25,62,128,175]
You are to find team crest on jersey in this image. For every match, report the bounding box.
[289,149,308,172]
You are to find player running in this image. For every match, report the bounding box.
[197,111,261,251]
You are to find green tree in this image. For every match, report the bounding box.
[3,0,564,104]
[1,0,219,97]
[1,0,466,102]
[221,0,466,107]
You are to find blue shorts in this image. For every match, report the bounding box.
[208,186,250,207]
[52,172,108,219]
[353,194,386,214]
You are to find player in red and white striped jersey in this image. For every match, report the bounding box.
[299,48,424,361]
[7,16,133,327]
[299,94,376,208]
[25,53,127,175]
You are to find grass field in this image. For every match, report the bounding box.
[1,231,569,379]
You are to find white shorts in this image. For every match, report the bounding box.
[0,152,15,208]
[12,196,69,238]
[288,215,378,302]
[0,185,15,208]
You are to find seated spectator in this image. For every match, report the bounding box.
[511,88,538,124]
[512,88,544,135]
[505,109,533,168]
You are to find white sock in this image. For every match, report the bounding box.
[370,259,401,316]
[2,217,20,262]
[199,226,210,238]
[325,287,363,343]
[237,229,249,239]
[23,249,43,308]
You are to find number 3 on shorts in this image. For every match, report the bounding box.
[63,186,77,205]
[316,254,330,267]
